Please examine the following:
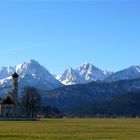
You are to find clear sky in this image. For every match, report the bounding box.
[0,0,140,75]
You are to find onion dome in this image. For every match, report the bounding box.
[12,72,19,78]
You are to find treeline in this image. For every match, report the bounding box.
[21,87,140,118]
[20,87,62,118]
[69,91,140,117]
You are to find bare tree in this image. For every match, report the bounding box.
[21,87,41,118]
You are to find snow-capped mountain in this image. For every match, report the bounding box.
[56,67,82,85]
[105,66,140,82]
[1,59,140,95]
[16,60,63,89]
[57,62,112,85]
[78,62,110,81]
[0,67,14,79]
[0,60,63,95]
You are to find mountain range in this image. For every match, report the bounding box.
[69,91,140,117]
[0,59,62,96]
[57,63,140,85]
[56,62,113,85]
[1,59,140,98]
[105,66,140,82]
[43,78,140,111]
[1,59,140,116]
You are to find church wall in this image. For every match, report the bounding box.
[1,104,15,117]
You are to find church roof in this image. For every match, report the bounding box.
[1,97,15,105]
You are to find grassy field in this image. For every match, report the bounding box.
[0,119,140,140]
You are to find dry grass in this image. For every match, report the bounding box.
[0,118,140,140]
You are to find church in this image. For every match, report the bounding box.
[0,72,19,117]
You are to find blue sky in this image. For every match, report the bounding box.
[0,0,140,75]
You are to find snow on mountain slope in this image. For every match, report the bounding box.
[16,59,63,89]
[0,67,14,79]
[56,67,82,85]
[78,62,108,81]
[105,66,140,82]
[1,59,140,95]
[15,59,62,87]
[57,62,112,85]
[0,60,63,95]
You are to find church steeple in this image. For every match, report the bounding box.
[12,72,19,116]
[12,72,19,96]
[12,72,18,79]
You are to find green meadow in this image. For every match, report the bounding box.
[0,118,140,140]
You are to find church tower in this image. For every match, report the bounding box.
[12,72,19,116]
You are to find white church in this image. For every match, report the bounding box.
[0,72,19,117]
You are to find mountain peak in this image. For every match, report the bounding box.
[105,65,140,82]
[66,67,74,72]
[81,62,93,67]
[129,65,140,71]
[28,59,39,65]
[79,62,95,72]
[0,59,63,93]
[58,62,111,85]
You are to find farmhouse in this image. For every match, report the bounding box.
[0,72,19,117]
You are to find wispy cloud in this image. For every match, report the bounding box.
[0,45,39,54]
